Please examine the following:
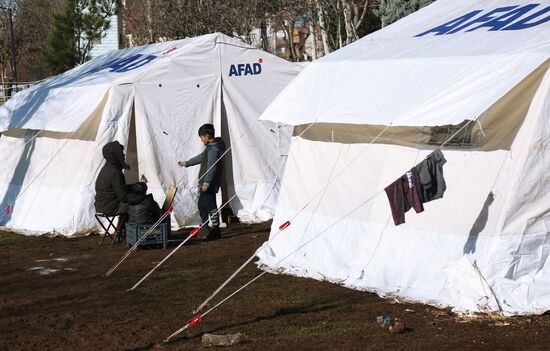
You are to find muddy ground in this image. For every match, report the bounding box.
[1,223,550,350]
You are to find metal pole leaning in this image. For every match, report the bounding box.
[105,208,173,277]
[192,220,292,314]
[164,189,387,343]
[128,226,200,290]
[165,119,473,342]
[163,271,267,343]
[106,145,233,277]
[107,122,311,280]
[163,314,203,343]
[192,254,256,313]
[128,194,238,290]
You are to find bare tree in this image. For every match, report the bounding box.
[122,0,379,61]
[341,0,369,44]
[0,0,64,82]
[315,0,331,55]
[307,0,317,60]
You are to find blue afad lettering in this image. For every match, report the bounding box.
[228,63,262,77]
[86,54,157,74]
[415,4,549,36]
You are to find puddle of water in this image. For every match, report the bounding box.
[28,266,45,271]
[38,268,59,275]
[35,257,69,263]
[29,257,74,275]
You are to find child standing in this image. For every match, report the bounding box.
[178,124,226,241]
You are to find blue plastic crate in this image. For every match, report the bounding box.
[126,222,169,248]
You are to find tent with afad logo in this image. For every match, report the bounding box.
[256,0,550,315]
[0,33,302,235]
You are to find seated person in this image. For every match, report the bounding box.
[94,141,145,215]
[127,182,161,225]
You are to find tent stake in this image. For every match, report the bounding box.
[105,208,172,277]
[129,194,237,290]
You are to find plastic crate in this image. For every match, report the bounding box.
[126,222,169,249]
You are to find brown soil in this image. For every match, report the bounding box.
[1,223,549,350]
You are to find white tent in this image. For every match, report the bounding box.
[256,0,550,315]
[0,33,302,235]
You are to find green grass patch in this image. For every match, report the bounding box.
[0,231,45,246]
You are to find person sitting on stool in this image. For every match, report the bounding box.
[95,141,145,216]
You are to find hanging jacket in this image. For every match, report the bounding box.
[385,168,424,226]
[95,141,127,214]
[414,149,447,203]
[185,137,226,193]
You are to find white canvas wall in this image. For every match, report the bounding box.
[0,33,302,234]
[257,64,550,315]
[256,0,550,315]
[0,85,134,234]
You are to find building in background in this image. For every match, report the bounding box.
[89,14,122,58]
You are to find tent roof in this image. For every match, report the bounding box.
[0,33,269,132]
[260,0,550,127]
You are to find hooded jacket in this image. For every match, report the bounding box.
[185,137,226,193]
[94,141,129,214]
[127,183,161,225]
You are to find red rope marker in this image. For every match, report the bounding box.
[188,315,202,328]
[189,227,200,237]
[279,220,291,231]
[168,206,173,214]
[163,315,203,343]
[164,47,177,55]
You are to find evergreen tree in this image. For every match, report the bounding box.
[44,0,119,75]
[375,0,436,28]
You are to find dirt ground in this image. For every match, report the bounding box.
[1,223,550,350]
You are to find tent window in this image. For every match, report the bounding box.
[423,120,481,148]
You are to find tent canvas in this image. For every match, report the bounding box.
[256,0,550,315]
[0,33,302,235]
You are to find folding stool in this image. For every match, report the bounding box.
[95,213,126,246]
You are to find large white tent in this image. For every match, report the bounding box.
[256,0,550,315]
[0,33,302,235]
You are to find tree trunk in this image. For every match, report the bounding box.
[282,24,293,61]
[146,0,153,43]
[288,20,296,61]
[260,18,270,52]
[315,0,331,55]
[308,24,317,60]
[308,0,317,61]
[352,1,369,39]
[341,0,354,45]
[337,0,343,48]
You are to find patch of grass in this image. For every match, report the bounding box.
[0,231,45,246]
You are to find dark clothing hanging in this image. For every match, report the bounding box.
[385,168,424,226]
[414,149,447,203]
